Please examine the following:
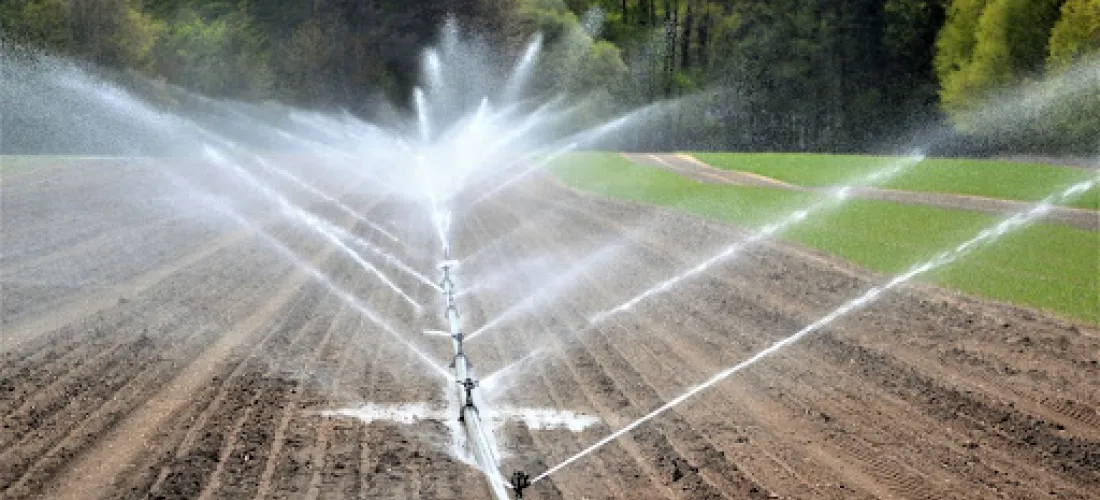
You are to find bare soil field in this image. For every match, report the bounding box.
[2,160,1098,499]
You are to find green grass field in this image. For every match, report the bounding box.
[0,155,91,177]
[692,153,1100,211]
[0,156,51,174]
[550,152,1099,324]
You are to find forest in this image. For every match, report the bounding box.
[2,0,1098,154]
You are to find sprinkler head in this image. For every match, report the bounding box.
[510,470,531,498]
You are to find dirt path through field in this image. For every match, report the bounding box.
[623,153,1099,231]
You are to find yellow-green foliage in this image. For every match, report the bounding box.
[936,0,1097,152]
[3,0,162,70]
[514,0,629,102]
[937,0,1063,122]
[1048,0,1100,68]
[1043,0,1100,153]
[936,0,993,116]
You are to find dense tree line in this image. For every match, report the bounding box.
[2,0,1097,153]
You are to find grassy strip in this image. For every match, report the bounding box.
[0,155,103,176]
[0,156,54,174]
[551,152,1099,324]
[692,152,1099,211]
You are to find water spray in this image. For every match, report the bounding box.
[201,146,423,310]
[589,153,926,325]
[530,174,1099,486]
[251,156,400,243]
[184,185,452,380]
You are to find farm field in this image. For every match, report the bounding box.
[691,153,1100,211]
[552,152,1099,324]
[2,158,1098,499]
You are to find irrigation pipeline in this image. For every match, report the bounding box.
[438,259,514,499]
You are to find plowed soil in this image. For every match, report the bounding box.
[2,159,1098,500]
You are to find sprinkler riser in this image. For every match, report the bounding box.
[439,261,513,499]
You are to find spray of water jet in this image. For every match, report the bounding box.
[532,174,1099,485]
[479,348,547,397]
[344,232,442,291]
[251,156,400,243]
[467,105,662,207]
[202,146,423,310]
[466,243,626,342]
[588,153,926,325]
[504,34,545,103]
[184,186,452,380]
[414,87,432,144]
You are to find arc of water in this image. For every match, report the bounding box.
[190,125,398,233]
[433,206,453,257]
[181,181,451,380]
[252,156,401,243]
[470,104,656,206]
[216,117,396,192]
[588,153,925,325]
[424,49,444,93]
[503,33,545,103]
[532,174,1099,485]
[343,230,442,291]
[203,146,422,310]
[414,87,432,144]
[465,242,625,342]
[479,348,546,395]
[302,209,440,292]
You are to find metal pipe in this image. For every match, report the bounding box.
[440,262,513,500]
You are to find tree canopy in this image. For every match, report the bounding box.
[2,0,1097,154]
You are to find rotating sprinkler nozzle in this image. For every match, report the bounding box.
[458,377,479,420]
[440,261,457,289]
[510,471,531,498]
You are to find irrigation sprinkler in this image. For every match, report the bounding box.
[510,470,532,498]
[437,259,513,499]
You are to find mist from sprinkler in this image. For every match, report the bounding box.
[250,155,401,243]
[469,103,664,207]
[343,230,443,291]
[201,146,424,310]
[466,242,626,342]
[532,173,1099,485]
[479,347,547,396]
[185,186,453,380]
[456,255,558,301]
[12,52,434,316]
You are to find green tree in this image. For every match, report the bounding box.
[1,0,160,71]
[1048,0,1100,67]
[935,0,992,117]
[938,0,1063,120]
[154,7,271,98]
[281,19,333,104]
[3,0,76,52]
[1044,0,1100,153]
